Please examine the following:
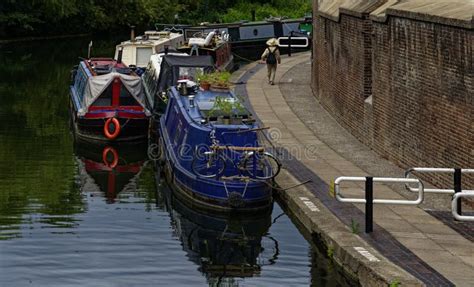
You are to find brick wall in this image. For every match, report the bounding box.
[314,11,473,188]
[315,13,374,145]
[372,17,473,188]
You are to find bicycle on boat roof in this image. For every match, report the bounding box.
[191,128,281,180]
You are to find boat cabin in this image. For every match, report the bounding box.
[114,31,185,68]
[143,54,215,114]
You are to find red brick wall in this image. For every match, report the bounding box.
[315,14,374,145]
[314,10,473,188]
[372,18,473,188]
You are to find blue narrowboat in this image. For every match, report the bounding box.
[69,58,151,142]
[158,78,281,212]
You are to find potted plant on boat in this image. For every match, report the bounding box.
[209,71,231,92]
[197,71,211,91]
[208,96,247,125]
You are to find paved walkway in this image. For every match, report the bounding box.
[235,52,474,286]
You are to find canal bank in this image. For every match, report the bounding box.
[232,52,474,286]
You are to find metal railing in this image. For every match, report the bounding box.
[405,167,474,218]
[405,168,474,194]
[452,192,474,222]
[334,176,424,233]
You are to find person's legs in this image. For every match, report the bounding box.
[270,64,277,84]
[266,64,272,83]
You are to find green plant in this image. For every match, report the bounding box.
[196,70,211,83]
[350,219,360,234]
[209,71,231,88]
[208,96,246,119]
[389,279,401,287]
[327,246,334,259]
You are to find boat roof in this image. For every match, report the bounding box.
[85,58,135,76]
[162,54,214,68]
[173,88,253,129]
[117,31,183,47]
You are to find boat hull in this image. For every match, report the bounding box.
[69,98,149,143]
[158,119,273,214]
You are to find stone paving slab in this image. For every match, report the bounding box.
[234,52,474,286]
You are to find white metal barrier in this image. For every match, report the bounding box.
[335,177,424,205]
[452,192,474,222]
[334,176,424,233]
[405,167,474,221]
[405,167,474,194]
[277,37,309,48]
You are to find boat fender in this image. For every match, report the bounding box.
[102,146,119,169]
[104,118,121,140]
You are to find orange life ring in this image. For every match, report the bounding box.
[104,118,121,140]
[102,146,119,169]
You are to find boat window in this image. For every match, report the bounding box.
[178,67,204,82]
[136,47,153,67]
[92,85,112,106]
[143,68,157,96]
[119,86,140,106]
[75,66,88,102]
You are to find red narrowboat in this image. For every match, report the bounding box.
[69,58,151,142]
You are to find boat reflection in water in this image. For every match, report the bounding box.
[74,140,148,203]
[156,170,276,285]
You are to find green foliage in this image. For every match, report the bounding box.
[350,218,360,234]
[209,96,246,118]
[327,246,334,259]
[0,0,311,39]
[389,279,401,287]
[209,71,232,87]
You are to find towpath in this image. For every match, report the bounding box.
[232,52,474,286]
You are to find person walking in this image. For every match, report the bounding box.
[261,38,281,85]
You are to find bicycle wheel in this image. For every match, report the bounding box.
[242,152,281,180]
[192,149,226,178]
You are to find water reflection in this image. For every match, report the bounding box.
[74,140,148,203]
[158,173,274,285]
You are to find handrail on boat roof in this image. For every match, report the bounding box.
[212,145,265,152]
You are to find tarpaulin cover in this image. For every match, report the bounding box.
[80,72,149,116]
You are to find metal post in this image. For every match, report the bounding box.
[288,31,292,57]
[365,177,373,233]
[454,168,462,217]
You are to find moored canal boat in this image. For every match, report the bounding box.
[70,57,151,142]
[177,30,234,71]
[114,30,185,69]
[157,80,281,213]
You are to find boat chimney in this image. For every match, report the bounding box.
[130,25,136,42]
[251,10,256,21]
[87,41,93,59]
[117,47,123,64]
[164,45,169,55]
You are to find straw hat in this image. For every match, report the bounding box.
[266,38,278,46]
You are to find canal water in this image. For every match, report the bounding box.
[0,37,354,286]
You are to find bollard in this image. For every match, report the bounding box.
[365,177,373,233]
[454,168,462,217]
[288,31,292,57]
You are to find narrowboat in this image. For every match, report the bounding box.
[114,29,185,69]
[177,30,234,71]
[75,141,148,203]
[69,57,151,142]
[157,80,281,212]
[159,16,312,55]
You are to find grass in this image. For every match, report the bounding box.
[350,218,360,234]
